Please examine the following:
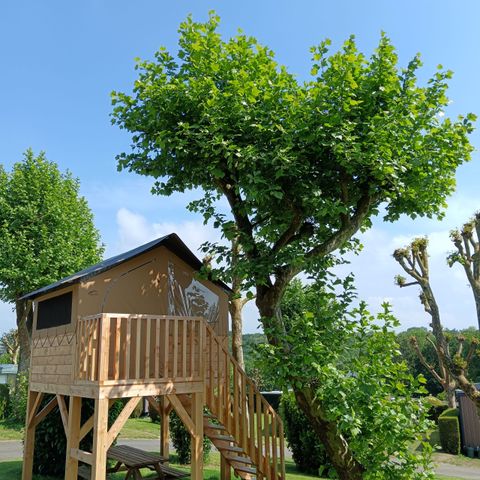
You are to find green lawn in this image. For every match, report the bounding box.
[0,419,24,441]
[119,417,161,439]
[0,454,467,480]
[0,419,474,480]
[0,417,160,442]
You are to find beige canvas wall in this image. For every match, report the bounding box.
[77,246,229,337]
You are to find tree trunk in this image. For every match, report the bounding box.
[295,387,365,480]
[446,383,457,409]
[256,289,365,479]
[475,292,480,331]
[16,298,32,374]
[229,297,245,369]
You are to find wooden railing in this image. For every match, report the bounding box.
[76,314,204,384]
[205,323,285,480]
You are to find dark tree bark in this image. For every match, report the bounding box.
[294,388,365,480]
[16,298,32,374]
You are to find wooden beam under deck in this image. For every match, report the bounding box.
[29,380,204,400]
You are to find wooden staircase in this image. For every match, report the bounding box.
[201,322,285,480]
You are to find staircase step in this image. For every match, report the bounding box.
[235,471,255,480]
[205,422,226,430]
[224,454,253,465]
[234,465,257,475]
[217,444,244,453]
[209,434,235,442]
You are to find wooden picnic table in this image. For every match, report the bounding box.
[106,445,189,480]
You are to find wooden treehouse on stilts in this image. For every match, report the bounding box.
[21,234,285,480]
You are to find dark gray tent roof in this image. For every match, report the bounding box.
[22,233,231,300]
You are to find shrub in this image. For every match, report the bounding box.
[150,404,160,423]
[0,384,10,419]
[33,397,123,477]
[10,371,28,423]
[438,408,460,455]
[170,410,211,464]
[280,392,333,475]
[423,395,448,424]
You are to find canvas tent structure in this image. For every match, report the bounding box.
[21,233,285,480]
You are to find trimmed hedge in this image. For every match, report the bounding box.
[438,407,460,455]
[280,392,333,475]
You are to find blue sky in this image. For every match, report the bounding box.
[1,1,479,335]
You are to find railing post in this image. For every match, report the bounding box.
[97,314,110,383]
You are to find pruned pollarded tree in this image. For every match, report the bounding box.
[448,212,480,329]
[394,237,480,412]
[0,328,19,364]
[112,13,475,479]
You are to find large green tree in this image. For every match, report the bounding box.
[0,150,104,372]
[111,13,475,479]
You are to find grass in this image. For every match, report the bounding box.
[0,419,24,441]
[0,420,475,479]
[0,417,160,442]
[0,453,469,480]
[118,417,161,439]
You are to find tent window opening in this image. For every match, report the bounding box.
[36,292,73,330]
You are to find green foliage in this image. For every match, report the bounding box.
[242,333,279,391]
[397,327,480,395]
[423,396,448,424]
[280,392,333,475]
[169,411,211,464]
[112,12,475,288]
[0,149,104,302]
[33,398,123,477]
[438,408,460,455]
[262,279,434,479]
[0,384,10,419]
[0,329,19,364]
[10,371,28,424]
[0,353,11,364]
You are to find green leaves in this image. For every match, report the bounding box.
[261,279,434,479]
[0,150,104,301]
[111,14,475,288]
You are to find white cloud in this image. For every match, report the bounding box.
[115,207,224,257]
[338,223,479,332]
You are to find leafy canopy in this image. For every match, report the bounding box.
[0,150,104,301]
[112,12,475,287]
[262,279,434,480]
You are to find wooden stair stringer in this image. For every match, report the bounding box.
[177,394,256,480]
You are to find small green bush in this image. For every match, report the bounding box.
[10,371,28,423]
[170,410,211,464]
[0,384,10,419]
[33,397,123,477]
[280,392,333,475]
[438,408,460,455]
[423,395,448,424]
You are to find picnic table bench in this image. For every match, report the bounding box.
[78,445,190,480]
[107,445,190,480]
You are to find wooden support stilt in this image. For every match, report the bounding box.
[22,390,39,480]
[160,396,171,462]
[91,397,109,480]
[190,391,204,480]
[220,456,231,480]
[65,396,82,480]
